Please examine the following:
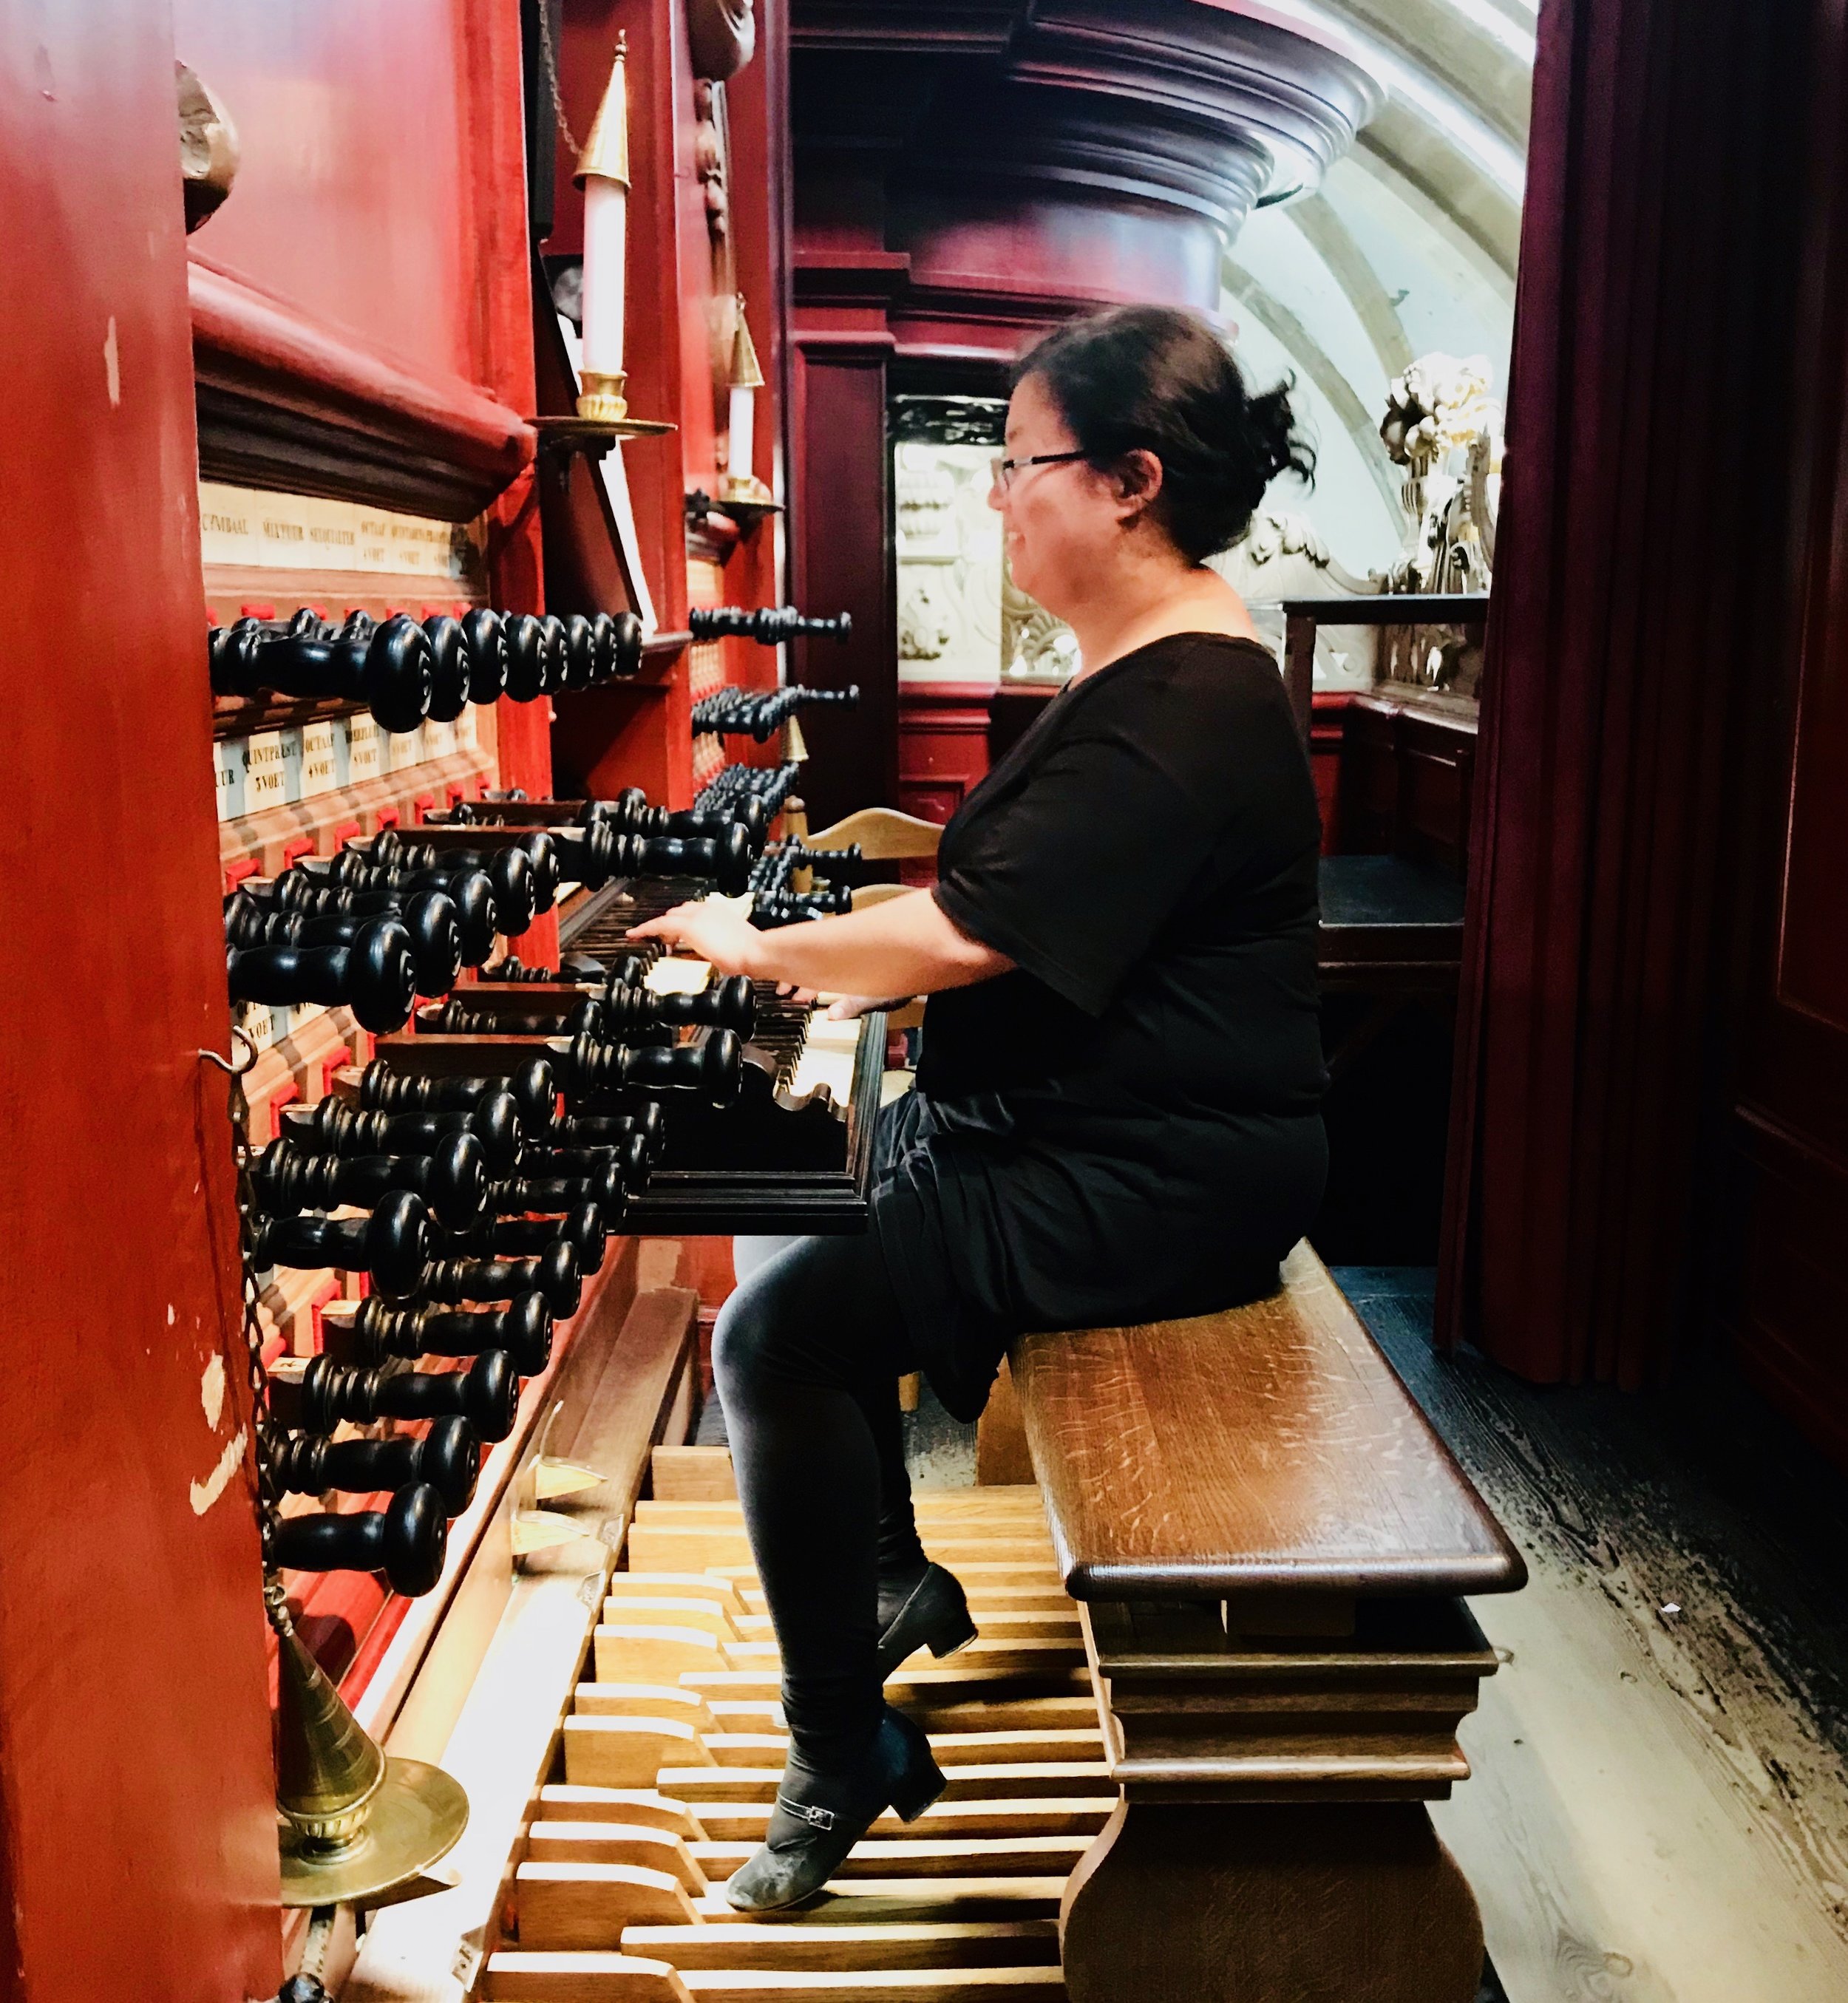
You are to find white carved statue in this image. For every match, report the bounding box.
[1379,353,1503,596]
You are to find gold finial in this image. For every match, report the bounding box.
[728,295,766,392]
[575,31,631,189]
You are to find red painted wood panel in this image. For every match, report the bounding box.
[172,0,480,383]
[0,7,280,1994]
[790,339,897,824]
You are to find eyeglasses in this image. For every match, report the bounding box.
[990,449,1087,492]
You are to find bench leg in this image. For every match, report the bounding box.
[1061,1796,1483,2003]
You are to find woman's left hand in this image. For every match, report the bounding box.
[627,900,764,976]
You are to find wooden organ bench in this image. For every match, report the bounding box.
[1013,1242,1524,2003]
[346,1245,1521,2002]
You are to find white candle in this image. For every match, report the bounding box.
[580,176,628,381]
[727,381,755,483]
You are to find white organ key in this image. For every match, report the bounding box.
[788,1006,863,1103]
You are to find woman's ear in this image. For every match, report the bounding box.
[1113,448,1164,525]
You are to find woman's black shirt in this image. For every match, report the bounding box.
[870,631,1328,1418]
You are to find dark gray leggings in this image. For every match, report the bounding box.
[711,1230,931,1764]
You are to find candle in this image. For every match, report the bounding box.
[580,177,628,383]
[720,295,773,505]
[727,379,754,483]
[574,35,632,422]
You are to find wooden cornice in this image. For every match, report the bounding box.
[189,257,534,523]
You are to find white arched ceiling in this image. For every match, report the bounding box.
[1219,0,1532,575]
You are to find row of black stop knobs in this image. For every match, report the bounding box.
[212,602,849,736]
[690,682,860,741]
[224,799,764,1033]
[211,605,643,735]
[258,1038,730,1600]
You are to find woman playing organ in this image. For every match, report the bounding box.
[631,303,1330,1909]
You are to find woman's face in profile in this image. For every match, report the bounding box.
[991,373,1119,617]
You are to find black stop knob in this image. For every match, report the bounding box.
[360,1055,557,1126]
[273,1415,481,1516]
[226,917,418,1034]
[270,1481,449,1597]
[248,1188,429,1298]
[302,1351,522,1443]
[421,1238,580,1319]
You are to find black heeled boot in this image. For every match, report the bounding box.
[724,1704,946,1913]
[877,1562,978,1679]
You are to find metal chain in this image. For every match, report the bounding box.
[535,0,582,162]
[205,1026,284,1573]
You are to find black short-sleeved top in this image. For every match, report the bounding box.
[871,631,1328,1420]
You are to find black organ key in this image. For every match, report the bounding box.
[225,915,418,1034]
[296,1351,522,1443]
[251,1130,488,1231]
[272,1415,480,1516]
[269,1481,449,1597]
[246,1188,429,1298]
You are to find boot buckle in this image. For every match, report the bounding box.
[778,1795,836,1831]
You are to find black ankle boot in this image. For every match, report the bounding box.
[724,1705,946,1913]
[876,1562,978,1678]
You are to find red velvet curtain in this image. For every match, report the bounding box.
[1436,0,1810,1384]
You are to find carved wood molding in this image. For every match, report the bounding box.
[190,259,534,522]
[794,0,1383,232]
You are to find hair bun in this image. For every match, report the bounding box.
[1013,305,1315,562]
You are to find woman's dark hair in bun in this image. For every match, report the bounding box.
[1011,304,1315,563]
